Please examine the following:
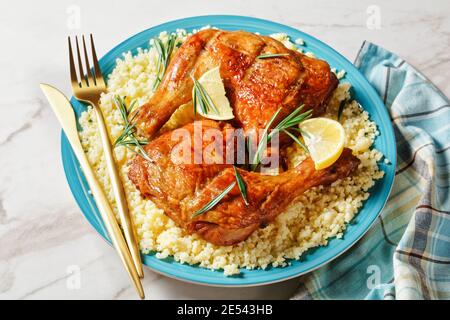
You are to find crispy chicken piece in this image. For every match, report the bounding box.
[136,29,338,138]
[128,120,360,246]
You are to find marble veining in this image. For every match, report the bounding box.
[0,0,448,299]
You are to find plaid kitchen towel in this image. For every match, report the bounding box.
[292,41,450,300]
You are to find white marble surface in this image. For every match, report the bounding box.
[0,0,449,300]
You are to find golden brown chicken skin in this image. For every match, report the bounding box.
[135,29,338,138]
[128,120,360,246]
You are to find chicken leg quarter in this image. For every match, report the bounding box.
[128,121,360,246]
[135,29,338,138]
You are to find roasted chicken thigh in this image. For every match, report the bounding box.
[128,120,360,246]
[135,29,338,138]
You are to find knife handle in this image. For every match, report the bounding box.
[75,148,145,299]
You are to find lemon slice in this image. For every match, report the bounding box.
[300,118,345,170]
[195,66,234,120]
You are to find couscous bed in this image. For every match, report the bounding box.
[79,28,384,275]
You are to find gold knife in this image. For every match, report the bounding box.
[40,83,145,299]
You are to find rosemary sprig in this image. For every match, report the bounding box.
[192,164,251,217]
[113,96,151,161]
[152,34,177,91]
[337,98,348,121]
[191,106,312,216]
[233,165,249,206]
[251,105,313,170]
[191,75,219,116]
[282,129,309,152]
[256,53,290,59]
[192,182,236,218]
[251,108,282,170]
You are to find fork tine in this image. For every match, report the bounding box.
[75,36,88,87]
[68,37,79,87]
[82,35,94,86]
[90,34,106,88]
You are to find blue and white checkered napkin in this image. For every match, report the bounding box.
[292,41,450,300]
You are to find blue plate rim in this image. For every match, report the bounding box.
[61,14,397,287]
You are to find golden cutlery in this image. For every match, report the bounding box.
[68,34,143,278]
[40,84,145,299]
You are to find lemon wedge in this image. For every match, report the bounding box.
[300,118,345,170]
[194,66,234,120]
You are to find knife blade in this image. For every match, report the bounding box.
[40,83,145,299]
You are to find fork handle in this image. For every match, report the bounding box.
[92,103,144,278]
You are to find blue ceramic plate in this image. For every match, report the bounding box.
[62,15,396,286]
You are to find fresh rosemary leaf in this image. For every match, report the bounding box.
[192,84,198,116]
[192,182,236,218]
[257,53,290,59]
[133,141,152,162]
[337,98,348,121]
[115,139,148,146]
[191,76,219,115]
[152,34,177,91]
[250,105,312,170]
[121,144,151,162]
[233,166,249,206]
[282,129,309,153]
[246,134,255,170]
[276,106,312,129]
[290,127,311,139]
[113,95,151,161]
[251,108,282,170]
[128,100,137,113]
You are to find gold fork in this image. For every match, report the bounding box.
[68,35,145,285]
